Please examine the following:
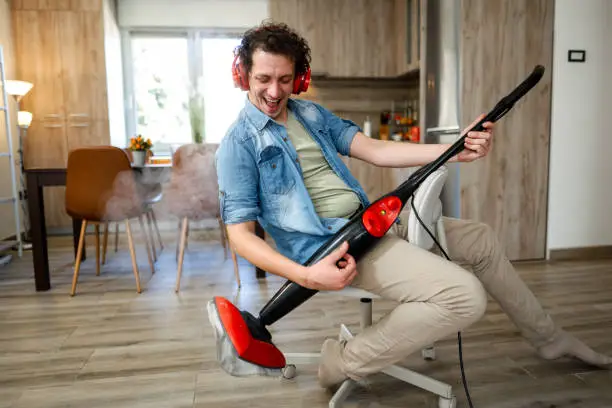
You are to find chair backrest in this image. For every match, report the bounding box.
[163,143,220,219]
[65,146,142,222]
[407,166,448,250]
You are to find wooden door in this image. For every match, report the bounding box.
[459,0,554,260]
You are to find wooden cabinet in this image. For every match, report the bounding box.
[10,0,101,11]
[11,0,122,229]
[395,0,421,75]
[270,0,415,78]
[12,1,112,162]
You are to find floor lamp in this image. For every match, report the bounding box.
[5,80,33,249]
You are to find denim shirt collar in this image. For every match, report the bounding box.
[243,96,303,132]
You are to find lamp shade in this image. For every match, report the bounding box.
[17,111,33,128]
[5,80,33,98]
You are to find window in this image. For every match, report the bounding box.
[131,35,192,149]
[124,30,246,153]
[201,38,245,144]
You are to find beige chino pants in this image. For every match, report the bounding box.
[341,211,557,379]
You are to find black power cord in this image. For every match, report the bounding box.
[409,195,475,408]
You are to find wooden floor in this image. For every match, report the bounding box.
[0,232,611,407]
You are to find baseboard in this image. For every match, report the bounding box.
[548,245,612,261]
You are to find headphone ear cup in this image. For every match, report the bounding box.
[293,67,311,95]
[232,55,249,91]
[292,75,301,95]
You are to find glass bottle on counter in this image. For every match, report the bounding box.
[401,100,413,142]
[363,116,372,138]
[379,111,390,140]
[391,113,403,141]
[410,106,420,143]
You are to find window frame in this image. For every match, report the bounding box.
[120,27,246,153]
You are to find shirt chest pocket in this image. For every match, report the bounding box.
[258,145,296,195]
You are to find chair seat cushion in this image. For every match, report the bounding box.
[407,166,448,250]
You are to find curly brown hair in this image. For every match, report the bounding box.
[236,20,311,77]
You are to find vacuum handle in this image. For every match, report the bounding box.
[449,64,545,155]
[408,65,545,186]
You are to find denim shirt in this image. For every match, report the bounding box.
[216,96,371,265]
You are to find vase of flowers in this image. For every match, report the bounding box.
[129,135,153,167]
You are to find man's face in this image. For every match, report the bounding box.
[247,49,294,121]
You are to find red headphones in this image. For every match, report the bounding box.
[232,53,311,95]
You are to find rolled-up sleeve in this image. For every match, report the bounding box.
[316,103,361,156]
[215,136,260,225]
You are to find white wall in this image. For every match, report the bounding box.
[117,0,269,28]
[547,0,612,254]
[0,0,21,242]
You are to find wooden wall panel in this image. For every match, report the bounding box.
[11,0,100,11]
[459,0,554,260]
[58,10,109,125]
[269,0,399,77]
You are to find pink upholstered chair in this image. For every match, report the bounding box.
[164,143,240,293]
[101,148,163,265]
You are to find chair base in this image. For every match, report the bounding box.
[284,297,456,408]
[285,324,456,408]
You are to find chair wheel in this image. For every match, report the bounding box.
[282,364,297,379]
[438,396,456,408]
[422,347,436,361]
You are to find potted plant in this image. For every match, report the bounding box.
[129,134,153,166]
[187,78,205,144]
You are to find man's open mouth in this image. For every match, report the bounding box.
[265,98,281,110]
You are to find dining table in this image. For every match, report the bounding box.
[25,164,267,292]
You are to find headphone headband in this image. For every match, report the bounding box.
[231,53,310,95]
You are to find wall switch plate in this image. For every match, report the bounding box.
[568,49,586,62]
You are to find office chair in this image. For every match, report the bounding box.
[285,166,456,408]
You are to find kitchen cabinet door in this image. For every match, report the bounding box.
[11,0,101,11]
[22,119,68,169]
[66,119,109,153]
[57,10,109,127]
[395,0,421,75]
[12,10,66,127]
[11,0,71,10]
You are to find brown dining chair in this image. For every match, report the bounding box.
[65,146,155,295]
[101,148,163,264]
[164,143,240,293]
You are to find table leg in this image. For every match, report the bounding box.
[72,218,86,261]
[255,222,266,279]
[26,173,50,291]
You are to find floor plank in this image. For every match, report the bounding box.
[0,234,611,407]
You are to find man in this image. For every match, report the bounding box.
[216,21,611,388]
